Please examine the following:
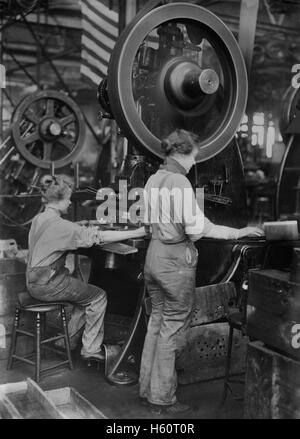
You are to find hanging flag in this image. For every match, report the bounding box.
[80,0,119,85]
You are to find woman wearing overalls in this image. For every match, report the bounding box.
[139,129,264,414]
[26,174,146,361]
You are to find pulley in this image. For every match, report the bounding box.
[107,2,248,162]
[11,90,85,169]
[0,90,86,226]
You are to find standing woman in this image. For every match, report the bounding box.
[26,174,146,361]
[139,129,264,414]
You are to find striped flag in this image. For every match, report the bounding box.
[80,0,119,85]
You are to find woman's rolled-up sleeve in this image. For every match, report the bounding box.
[74,225,104,248]
[176,175,214,238]
[54,220,104,250]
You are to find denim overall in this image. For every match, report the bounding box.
[26,216,107,356]
[139,160,198,406]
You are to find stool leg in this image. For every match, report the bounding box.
[41,313,46,340]
[41,313,47,359]
[35,312,41,383]
[61,307,73,370]
[221,324,234,405]
[7,307,20,370]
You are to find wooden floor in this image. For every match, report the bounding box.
[0,351,244,419]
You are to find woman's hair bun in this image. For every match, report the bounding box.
[40,175,55,193]
[161,129,199,156]
[161,138,173,155]
[39,174,74,203]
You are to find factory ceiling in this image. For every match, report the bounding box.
[1,0,300,116]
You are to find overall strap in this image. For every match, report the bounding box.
[28,216,58,267]
[150,171,190,244]
[147,173,172,221]
[158,173,173,215]
[149,173,174,240]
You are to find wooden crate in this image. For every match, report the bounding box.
[45,387,107,419]
[0,379,106,419]
[244,341,300,419]
[247,269,300,360]
[0,379,64,419]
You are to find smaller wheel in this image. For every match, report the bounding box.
[11,90,85,169]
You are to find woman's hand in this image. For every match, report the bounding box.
[238,226,265,239]
[76,220,89,226]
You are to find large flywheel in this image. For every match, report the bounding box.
[107,2,248,162]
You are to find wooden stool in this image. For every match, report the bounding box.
[7,291,73,383]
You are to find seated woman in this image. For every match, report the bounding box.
[26,174,146,361]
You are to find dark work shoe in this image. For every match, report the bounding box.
[81,350,105,362]
[149,401,191,415]
[164,402,191,415]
